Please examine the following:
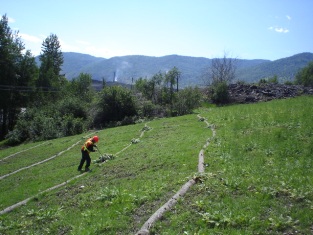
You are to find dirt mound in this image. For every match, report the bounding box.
[228,83,313,104]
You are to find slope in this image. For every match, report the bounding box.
[0,96,312,234]
[236,52,313,82]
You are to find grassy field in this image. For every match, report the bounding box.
[0,96,312,234]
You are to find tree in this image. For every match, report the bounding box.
[16,50,39,105]
[40,34,63,76]
[0,14,26,139]
[172,67,181,92]
[210,54,237,85]
[295,62,313,87]
[150,72,163,104]
[204,53,237,104]
[67,73,93,101]
[36,34,65,102]
[135,73,164,105]
[94,86,137,127]
[135,77,152,100]
[164,67,181,109]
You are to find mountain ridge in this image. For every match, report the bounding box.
[41,52,313,87]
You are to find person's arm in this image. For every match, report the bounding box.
[87,144,96,152]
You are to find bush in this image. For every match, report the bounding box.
[173,87,202,115]
[5,112,31,144]
[29,114,61,141]
[5,129,24,145]
[120,116,137,126]
[61,115,85,136]
[6,104,87,144]
[284,80,294,85]
[258,78,268,85]
[93,86,137,127]
[141,100,155,117]
[268,75,279,84]
[295,62,313,87]
[210,81,229,104]
[57,97,88,119]
[258,76,279,85]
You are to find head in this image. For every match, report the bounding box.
[92,136,99,143]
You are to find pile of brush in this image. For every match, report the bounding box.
[93,154,115,163]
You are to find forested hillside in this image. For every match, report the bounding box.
[56,52,313,87]
[236,52,313,83]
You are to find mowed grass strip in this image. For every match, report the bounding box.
[151,96,313,234]
[0,114,209,234]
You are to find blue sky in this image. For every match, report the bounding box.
[2,0,313,60]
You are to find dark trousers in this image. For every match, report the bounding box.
[78,150,91,170]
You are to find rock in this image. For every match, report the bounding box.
[245,96,256,102]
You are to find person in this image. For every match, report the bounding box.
[78,135,99,172]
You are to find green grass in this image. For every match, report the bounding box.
[0,96,312,234]
[152,96,313,234]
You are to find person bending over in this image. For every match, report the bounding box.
[78,136,99,172]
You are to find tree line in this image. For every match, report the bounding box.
[0,14,202,145]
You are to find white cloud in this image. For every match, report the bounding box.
[20,33,42,43]
[48,39,127,58]
[1,14,16,23]
[59,39,80,52]
[76,40,91,46]
[268,26,289,33]
[275,27,289,33]
[8,17,15,23]
[286,15,291,20]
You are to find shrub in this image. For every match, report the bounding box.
[120,116,136,126]
[295,61,313,87]
[61,115,85,136]
[57,97,88,119]
[140,100,155,118]
[173,87,202,115]
[259,78,268,85]
[210,81,229,104]
[284,80,294,85]
[93,86,137,127]
[5,129,25,145]
[6,105,87,144]
[268,75,279,84]
[30,115,61,141]
[5,112,31,144]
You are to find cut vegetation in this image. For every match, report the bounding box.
[0,96,313,234]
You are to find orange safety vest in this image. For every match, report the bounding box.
[81,138,93,153]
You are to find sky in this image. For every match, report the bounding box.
[1,0,313,61]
